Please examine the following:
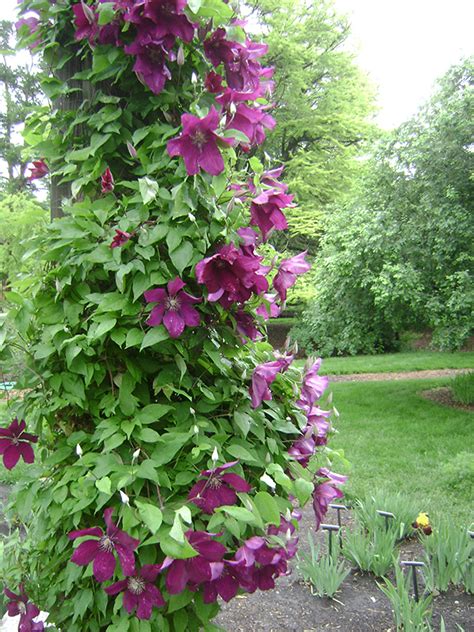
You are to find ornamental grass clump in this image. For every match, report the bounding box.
[0,1,345,630]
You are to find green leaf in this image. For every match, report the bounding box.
[226,444,259,464]
[160,533,197,559]
[233,411,251,438]
[187,0,202,12]
[90,318,117,339]
[137,404,173,424]
[97,2,116,24]
[294,478,314,505]
[253,491,281,526]
[125,328,144,349]
[139,428,161,443]
[137,460,160,483]
[73,588,93,622]
[170,241,193,274]
[141,326,169,349]
[217,505,259,525]
[136,501,163,534]
[167,591,194,614]
[95,477,112,495]
[169,513,185,543]
[139,176,159,204]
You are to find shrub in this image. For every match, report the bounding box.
[0,1,345,630]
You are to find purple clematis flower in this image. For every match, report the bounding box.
[225,40,270,93]
[204,28,236,67]
[250,353,293,408]
[167,107,234,176]
[312,469,347,530]
[72,2,99,44]
[105,565,165,620]
[124,34,174,94]
[255,293,281,320]
[110,229,132,249]
[229,536,289,593]
[273,252,311,302]
[297,359,329,413]
[126,0,195,42]
[306,406,331,443]
[101,167,115,193]
[4,585,44,631]
[267,510,302,560]
[144,277,201,338]
[68,507,140,582]
[161,531,227,595]
[0,419,38,470]
[250,188,294,241]
[27,159,48,181]
[195,243,268,309]
[221,101,276,150]
[288,435,317,468]
[205,70,224,94]
[188,460,251,514]
[235,309,262,341]
[201,561,241,604]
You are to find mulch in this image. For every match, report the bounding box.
[421,387,474,412]
[329,369,470,383]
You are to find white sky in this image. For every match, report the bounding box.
[1,0,473,129]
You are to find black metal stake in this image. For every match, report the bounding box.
[401,561,425,603]
[329,503,348,547]
[321,524,340,559]
[377,510,396,532]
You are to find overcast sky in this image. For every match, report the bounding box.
[1,0,473,129]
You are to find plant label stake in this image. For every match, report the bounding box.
[377,510,395,532]
[401,560,425,602]
[329,503,348,547]
[321,523,340,559]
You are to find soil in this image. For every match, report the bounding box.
[421,387,474,412]
[330,369,470,383]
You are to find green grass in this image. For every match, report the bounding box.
[330,378,474,527]
[451,371,474,405]
[296,351,474,375]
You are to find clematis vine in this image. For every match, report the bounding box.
[195,242,268,309]
[0,418,38,470]
[124,34,174,94]
[312,469,347,530]
[167,107,234,176]
[144,277,201,338]
[250,353,293,408]
[297,358,329,413]
[101,167,115,193]
[27,160,48,181]
[68,507,140,582]
[273,252,311,303]
[125,0,195,42]
[4,585,44,632]
[105,565,165,620]
[110,229,132,249]
[161,531,227,595]
[250,188,294,241]
[188,460,251,513]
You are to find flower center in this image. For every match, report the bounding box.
[148,46,164,64]
[208,475,223,489]
[166,296,181,311]
[192,130,208,149]
[99,535,114,552]
[127,577,146,595]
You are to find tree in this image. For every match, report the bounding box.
[0,21,41,193]
[246,0,375,253]
[0,192,47,296]
[294,57,474,355]
[0,1,344,629]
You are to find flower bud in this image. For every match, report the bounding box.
[75,443,83,458]
[190,407,196,416]
[188,212,196,222]
[119,490,130,505]
[333,406,340,417]
[132,448,140,461]
[177,45,185,66]
[191,71,198,85]
[193,425,199,434]
[212,447,219,462]
[229,102,237,115]
[127,141,138,159]
[260,473,276,491]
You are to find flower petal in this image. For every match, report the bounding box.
[104,579,127,596]
[68,527,103,541]
[146,304,166,327]
[71,540,100,566]
[144,288,167,304]
[19,442,35,464]
[115,543,137,577]
[93,550,116,582]
[3,445,20,470]
[163,310,185,338]
[167,277,186,296]
[123,589,139,614]
[166,559,188,594]
[221,472,251,493]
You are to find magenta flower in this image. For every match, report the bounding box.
[110,229,132,249]
[204,28,236,68]
[230,536,289,593]
[167,107,233,176]
[126,0,195,42]
[201,561,241,604]
[144,277,200,338]
[0,419,38,470]
[101,167,115,193]
[312,469,347,530]
[188,461,251,514]
[255,294,281,320]
[273,252,311,302]
[161,531,227,595]
[306,406,331,443]
[225,40,270,93]
[124,34,174,95]
[235,309,262,341]
[267,510,301,560]
[27,160,48,181]
[250,354,293,408]
[250,188,294,241]
[205,71,224,94]
[297,359,329,413]
[288,435,317,468]
[4,585,44,631]
[105,565,165,620]
[72,2,99,44]
[223,102,276,149]
[68,507,140,582]
[195,243,268,309]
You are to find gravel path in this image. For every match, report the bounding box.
[329,368,469,382]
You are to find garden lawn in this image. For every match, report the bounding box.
[296,351,474,375]
[330,378,474,527]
